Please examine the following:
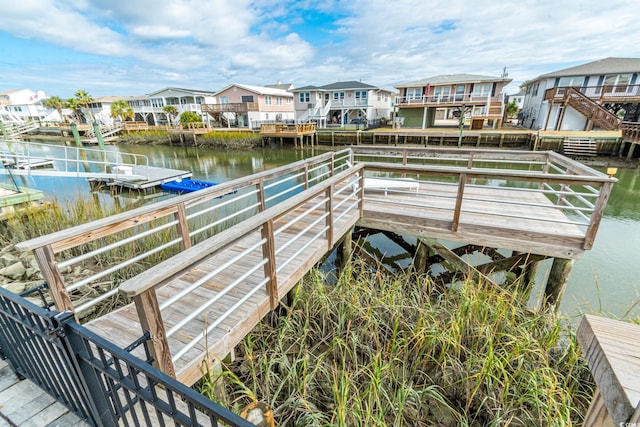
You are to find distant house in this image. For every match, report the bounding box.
[393,74,512,129]
[521,57,640,130]
[121,87,217,126]
[291,81,395,127]
[507,91,525,110]
[0,88,55,123]
[205,83,294,128]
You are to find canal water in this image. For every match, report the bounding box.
[7,142,640,320]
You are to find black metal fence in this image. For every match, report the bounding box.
[0,286,254,427]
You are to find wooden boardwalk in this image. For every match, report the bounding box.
[0,358,89,426]
[15,147,615,386]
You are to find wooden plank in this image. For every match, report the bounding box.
[577,315,640,425]
[133,289,175,378]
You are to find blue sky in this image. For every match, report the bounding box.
[1,0,638,99]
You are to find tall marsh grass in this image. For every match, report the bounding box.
[205,261,594,426]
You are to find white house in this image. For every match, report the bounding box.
[521,57,640,130]
[291,81,395,127]
[0,89,57,123]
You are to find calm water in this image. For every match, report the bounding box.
[8,142,640,319]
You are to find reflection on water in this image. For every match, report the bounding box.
[3,141,639,319]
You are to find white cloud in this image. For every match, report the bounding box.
[0,0,639,96]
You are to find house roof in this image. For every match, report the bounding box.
[147,87,217,97]
[533,57,640,80]
[292,81,379,92]
[264,82,295,91]
[214,83,293,97]
[396,74,512,88]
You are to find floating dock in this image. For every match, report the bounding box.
[0,184,45,220]
[90,165,192,190]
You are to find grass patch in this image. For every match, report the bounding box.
[204,262,594,426]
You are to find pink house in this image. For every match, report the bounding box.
[204,84,295,128]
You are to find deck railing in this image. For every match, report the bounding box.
[259,123,316,134]
[201,102,259,114]
[14,149,351,321]
[13,146,616,382]
[351,146,615,251]
[395,92,501,106]
[117,165,363,377]
[544,84,640,101]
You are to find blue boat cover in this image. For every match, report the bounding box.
[161,179,217,193]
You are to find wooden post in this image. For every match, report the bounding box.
[133,289,175,377]
[414,239,429,274]
[325,186,334,250]
[583,181,614,249]
[452,174,467,231]
[174,203,191,250]
[33,245,75,315]
[543,257,574,310]
[337,227,354,270]
[261,220,278,310]
[626,142,637,161]
[257,180,266,211]
[304,164,309,189]
[331,132,335,147]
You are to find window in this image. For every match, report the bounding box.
[299,92,310,103]
[433,86,450,101]
[355,91,368,99]
[219,96,229,104]
[333,92,345,100]
[286,97,292,104]
[407,88,422,100]
[265,95,272,105]
[276,96,282,105]
[558,77,584,87]
[151,98,164,107]
[604,74,632,93]
[241,95,254,102]
[473,83,492,97]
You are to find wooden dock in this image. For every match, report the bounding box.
[0,184,45,220]
[15,147,615,386]
[89,165,192,190]
[0,358,89,426]
[577,315,640,426]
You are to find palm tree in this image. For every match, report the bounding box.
[111,99,134,122]
[74,89,95,124]
[44,96,66,123]
[162,105,178,127]
[65,98,83,123]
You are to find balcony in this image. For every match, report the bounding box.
[544,85,640,103]
[395,92,499,107]
[201,102,259,114]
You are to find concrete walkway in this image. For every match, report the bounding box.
[0,358,89,427]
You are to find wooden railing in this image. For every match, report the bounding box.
[13,146,617,381]
[14,149,351,320]
[545,84,640,102]
[621,121,640,143]
[201,102,259,114]
[351,146,616,251]
[122,121,150,131]
[259,123,316,134]
[118,165,363,375]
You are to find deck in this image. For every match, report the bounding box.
[14,147,615,386]
[90,164,192,190]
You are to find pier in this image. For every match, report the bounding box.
[13,147,615,387]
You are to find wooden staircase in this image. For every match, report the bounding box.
[565,87,621,130]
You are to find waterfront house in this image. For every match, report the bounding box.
[291,81,395,127]
[520,57,640,130]
[393,74,512,129]
[205,83,295,128]
[0,88,57,123]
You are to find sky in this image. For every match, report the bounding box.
[0,0,639,99]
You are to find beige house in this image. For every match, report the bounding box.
[394,74,512,129]
[205,84,294,128]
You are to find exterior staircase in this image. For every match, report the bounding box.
[564,87,622,130]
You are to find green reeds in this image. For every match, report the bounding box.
[208,261,593,426]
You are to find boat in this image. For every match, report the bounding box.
[160,179,217,194]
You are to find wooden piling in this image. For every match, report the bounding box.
[543,257,574,310]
